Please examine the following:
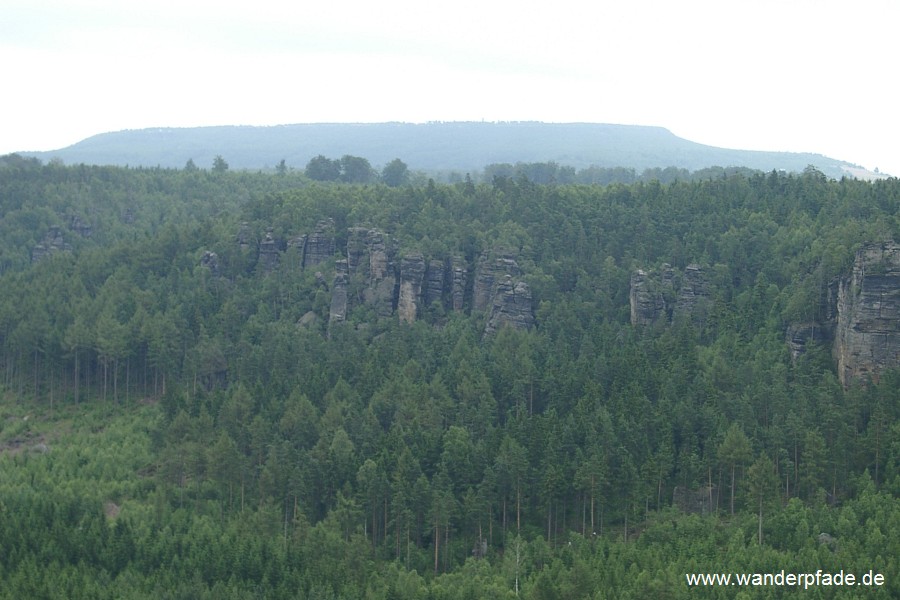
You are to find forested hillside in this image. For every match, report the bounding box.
[23,122,866,178]
[1,154,899,598]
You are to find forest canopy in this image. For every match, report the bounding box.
[0,155,898,598]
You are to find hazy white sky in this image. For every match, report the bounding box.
[2,0,898,174]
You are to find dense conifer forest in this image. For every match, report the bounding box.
[1,154,898,598]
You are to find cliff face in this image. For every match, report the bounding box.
[450,256,468,311]
[243,220,533,333]
[328,260,349,329]
[258,229,280,273]
[629,269,666,326]
[397,254,426,324]
[424,259,446,308]
[347,227,396,317]
[303,218,336,268]
[472,251,534,335]
[630,264,710,327]
[786,322,832,362]
[473,253,522,313]
[674,264,711,325]
[834,241,900,386]
[484,278,535,336]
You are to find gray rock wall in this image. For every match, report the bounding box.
[32,227,72,263]
[397,254,426,324]
[630,264,711,327]
[673,264,710,324]
[258,229,279,273]
[237,220,534,333]
[835,241,900,386]
[629,269,666,326]
[473,254,522,313]
[328,260,349,329]
[304,218,336,268]
[424,259,446,308]
[484,278,535,336]
[450,256,468,311]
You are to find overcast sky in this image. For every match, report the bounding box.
[2,0,898,174]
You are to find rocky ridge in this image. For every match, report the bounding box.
[233,222,533,335]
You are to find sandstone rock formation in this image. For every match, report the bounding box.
[424,259,446,308]
[32,227,72,263]
[304,218,336,267]
[673,263,711,325]
[297,310,322,330]
[484,277,535,335]
[234,219,534,333]
[397,253,426,324]
[834,241,900,385]
[328,259,349,329]
[473,253,522,313]
[200,251,220,275]
[629,269,666,326]
[786,322,832,362]
[346,227,370,274]
[236,222,252,250]
[346,227,396,317]
[450,256,468,311]
[630,263,711,327]
[258,229,280,273]
[68,215,92,238]
[287,234,308,253]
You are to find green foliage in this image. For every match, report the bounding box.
[382,158,410,187]
[1,160,899,597]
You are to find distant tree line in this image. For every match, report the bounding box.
[304,154,410,187]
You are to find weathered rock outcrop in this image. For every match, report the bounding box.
[328,260,349,328]
[304,218,336,267]
[629,269,666,326]
[68,215,92,238]
[288,234,307,253]
[673,264,711,325]
[346,227,396,317]
[32,227,72,263]
[835,241,900,386]
[236,222,252,250]
[200,251,220,275]
[240,220,536,331]
[786,322,832,362]
[298,310,321,330]
[484,278,535,335]
[473,253,522,313]
[258,229,280,273]
[367,231,391,282]
[346,227,370,274]
[471,251,534,334]
[424,259,446,308]
[397,254,426,323]
[450,256,468,311]
[630,263,711,327]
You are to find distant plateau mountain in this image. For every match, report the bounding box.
[23,122,874,178]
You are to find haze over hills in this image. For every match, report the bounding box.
[22,122,876,178]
